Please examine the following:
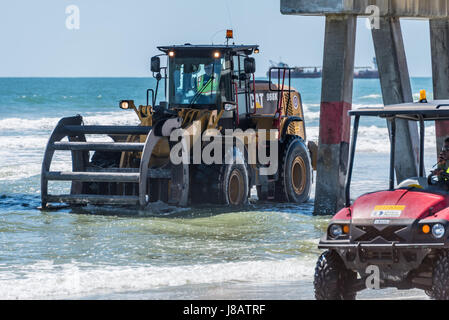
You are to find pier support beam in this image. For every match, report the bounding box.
[314,15,356,215]
[280,0,449,214]
[372,17,419,183]
[430,18,449,154]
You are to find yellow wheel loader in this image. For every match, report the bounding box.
[41,42,317,209]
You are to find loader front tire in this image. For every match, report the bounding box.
[85,151,122,195]
[221,164,249,206]
[190,148,249,206]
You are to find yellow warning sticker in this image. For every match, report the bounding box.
[374,205,405,211]
[371,205,405,218]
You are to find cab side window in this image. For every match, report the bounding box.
[232,55,248,115]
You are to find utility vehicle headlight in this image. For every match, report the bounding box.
[432,224,445,239]
[329,224,343,238]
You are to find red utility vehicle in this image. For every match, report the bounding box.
[314,99,449,300]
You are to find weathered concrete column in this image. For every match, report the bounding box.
[430,18,449,154]
[314,14,356,216]
[372,17,419,183]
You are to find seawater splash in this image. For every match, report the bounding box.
[0,77,436,299]
[0,258,316,299]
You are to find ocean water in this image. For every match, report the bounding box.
[0,77,436,299]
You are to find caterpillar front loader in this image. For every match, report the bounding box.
[41,36,317,209]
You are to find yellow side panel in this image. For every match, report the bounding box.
[283,91,306,140]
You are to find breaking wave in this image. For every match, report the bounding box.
[0,111,140,133]
[0,257,316,299]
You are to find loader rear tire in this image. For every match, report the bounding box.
[275,136,311,203]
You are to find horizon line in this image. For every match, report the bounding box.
[0,75,434,79]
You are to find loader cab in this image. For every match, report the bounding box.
[155,45,259,127]
[167,53,228,107]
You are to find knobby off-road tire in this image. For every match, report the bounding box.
[274,136,312,203]
[430,250,449,300]
[314,250,357,300]
[190,148,249,206]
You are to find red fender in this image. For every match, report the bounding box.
[332,207,351,221]
[422,207,449,222]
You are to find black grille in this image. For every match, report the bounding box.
[354,225,405,242]
[361,251,393,261]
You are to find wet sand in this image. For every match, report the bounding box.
[83,280,429,300]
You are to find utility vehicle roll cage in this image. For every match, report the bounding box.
[345,100,449,207]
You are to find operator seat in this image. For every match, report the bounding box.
[397,177,429,190]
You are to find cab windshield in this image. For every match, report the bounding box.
[168,57,225,106]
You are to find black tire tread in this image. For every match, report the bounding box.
[190,164,223,204]
[190,160,249,205]
[431,250,449,300]
[314,250,357,300]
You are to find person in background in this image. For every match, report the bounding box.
[432,137,449,184]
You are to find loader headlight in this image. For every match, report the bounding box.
[329,224,343,238]
[120,101,129,109]
[432,224,445,239]
[120,100,135,110]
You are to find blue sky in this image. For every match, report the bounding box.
[0,0,432,77]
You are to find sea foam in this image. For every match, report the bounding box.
[0,257,315,299]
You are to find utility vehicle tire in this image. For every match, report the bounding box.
[190,149,249,206]
[275,136,312,203]
[314,250,357,300]
[430,250,449,300]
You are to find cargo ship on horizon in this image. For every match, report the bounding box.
[268,57,379,79]
[354,57,379,79]
[267,60,322,78]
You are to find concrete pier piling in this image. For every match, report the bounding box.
[372,17,419,183]
[430,18,449,153]
[280,0,449,215]
[314,15,356,215]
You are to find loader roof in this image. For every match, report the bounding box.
[349,100,449,121]
[158,44,259,56]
